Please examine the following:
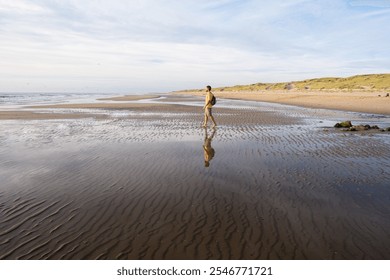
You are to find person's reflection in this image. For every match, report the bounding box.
[203,127,216,167]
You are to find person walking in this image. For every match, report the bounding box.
[202,85,217,128]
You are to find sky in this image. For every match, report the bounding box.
[0,0,389,93]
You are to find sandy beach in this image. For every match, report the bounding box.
[174,90,390,115]
[0,94,389,259]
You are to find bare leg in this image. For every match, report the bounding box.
[203,113,208,127]
[210,116,217,128]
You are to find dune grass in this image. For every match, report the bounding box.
[180,74,390,92]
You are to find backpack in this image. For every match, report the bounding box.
[210,94,216,106]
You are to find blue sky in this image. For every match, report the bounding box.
[0,0,389,93]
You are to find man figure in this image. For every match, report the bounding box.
[203,128,216,167]
[202,85,217,128]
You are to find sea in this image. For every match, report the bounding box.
[0,92,127,108]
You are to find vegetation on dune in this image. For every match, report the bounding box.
[180,74,390,92]
[220,74,390,92]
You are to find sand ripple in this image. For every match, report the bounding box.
[1,99,390,259]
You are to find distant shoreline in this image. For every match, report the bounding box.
[173,90,390,115]
[1,89,389,119]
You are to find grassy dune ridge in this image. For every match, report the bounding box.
[181,74,390,92]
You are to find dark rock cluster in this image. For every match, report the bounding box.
[334,121,352,128]
[334,121,389,132]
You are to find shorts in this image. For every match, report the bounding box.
[205,107,212,117]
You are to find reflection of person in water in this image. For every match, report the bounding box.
[203,128,216,167]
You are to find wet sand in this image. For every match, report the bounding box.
[0,95,390,259]
[97,94,160,101]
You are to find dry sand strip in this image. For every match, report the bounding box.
[174,90,390,115]
[97,94,160,101]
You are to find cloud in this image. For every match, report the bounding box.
[0,0,50,14]
[349,0,390,8]
[0,0,389,92]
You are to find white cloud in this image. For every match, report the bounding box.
[349,0,390,8]
[0,0,49,14]
[0,0,389,92]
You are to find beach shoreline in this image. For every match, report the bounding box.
[173,90,390,115]
[1,90,389,120]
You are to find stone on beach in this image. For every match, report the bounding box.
[334,121,353,128]
[334,121,385,132]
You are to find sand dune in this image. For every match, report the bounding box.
[0,97,389,259]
